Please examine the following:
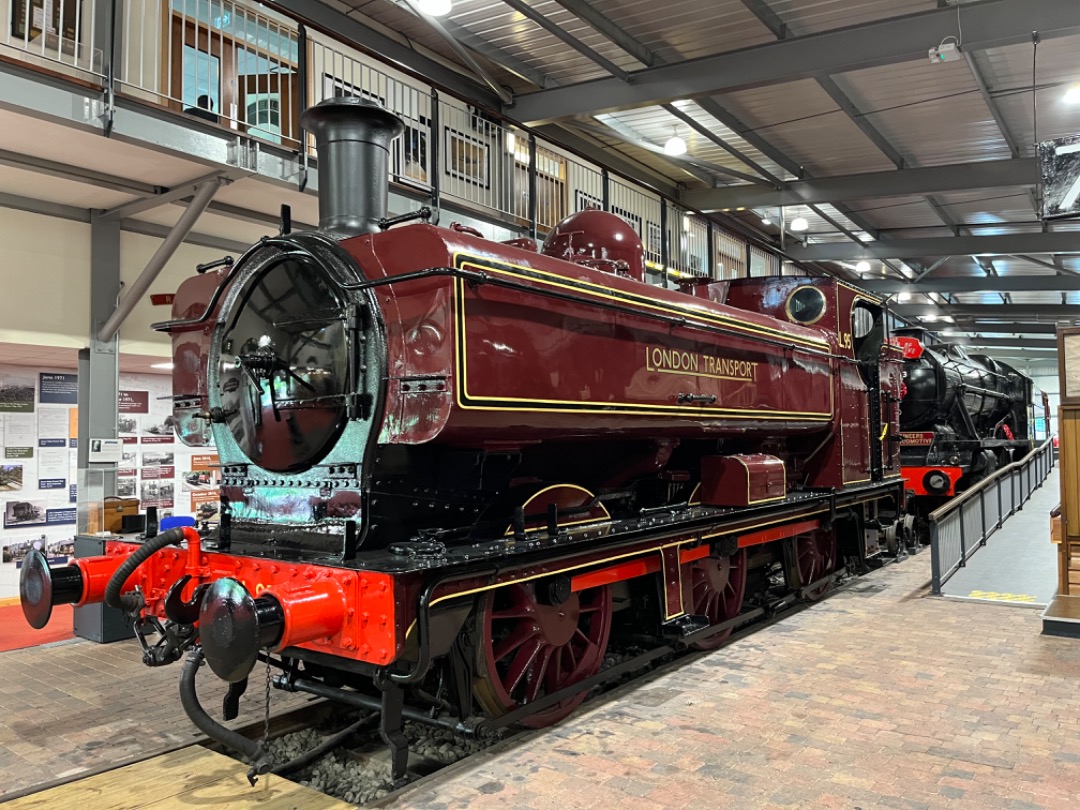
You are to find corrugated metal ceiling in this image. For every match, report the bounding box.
[831,58,1012,167]
[766,0,937,37]
[715,80,895,176]
[304,0,1080,350]
[584,0,776,63]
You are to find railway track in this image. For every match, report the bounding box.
[228,554,912,807]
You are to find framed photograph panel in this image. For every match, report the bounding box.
[446,128,490,188]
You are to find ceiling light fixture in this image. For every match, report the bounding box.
[664,126,687,156]
[760,214,772,226]
[790,216,809,232]
[855,260,871,274]
[1066,86,1080,104]
[150,362,174,371]
[418,0,452,16]
[898,291,911,302]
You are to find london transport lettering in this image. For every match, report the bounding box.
[646,346,759,382]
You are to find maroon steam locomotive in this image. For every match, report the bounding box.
[20,97,906,783]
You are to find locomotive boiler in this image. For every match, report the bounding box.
[896,330,1032,514]
[19,97,907,784]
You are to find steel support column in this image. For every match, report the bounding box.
[78,214,122,528]
[97,179,222,342]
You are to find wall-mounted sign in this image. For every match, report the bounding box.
[88,438,124,464]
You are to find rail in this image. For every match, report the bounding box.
[929,439,1056,595]
[0,0,807,287]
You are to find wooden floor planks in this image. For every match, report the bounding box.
[5,746,352,809]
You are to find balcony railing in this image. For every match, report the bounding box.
[0,0,803,284]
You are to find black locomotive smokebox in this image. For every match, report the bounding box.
[20,549,54,629]
[199,578,260,683]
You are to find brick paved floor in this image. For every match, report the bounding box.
[392,550,1080,810]
[0,637,312,798]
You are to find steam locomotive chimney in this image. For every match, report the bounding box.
[300,96,405,238]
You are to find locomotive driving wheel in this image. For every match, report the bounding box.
[688,550,747,650]
[474,581,613,728]
[795,531,837,601]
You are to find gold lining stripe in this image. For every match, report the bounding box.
[503,484,611,536]
[402,498,896,639]
[454,253,830,350]
[452,275,834,420]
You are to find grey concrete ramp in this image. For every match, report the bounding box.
[940,466,1060,607]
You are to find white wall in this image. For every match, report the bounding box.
[0,207,226,355]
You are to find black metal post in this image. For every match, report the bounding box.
[958,503,967,565]
[528,134,538,240]
[601,168,610,212]
[429,89,441,223]
[707,222,715,279]
[979,488,987,545]
[996,478,1003,529]
[297,24,308,144]
[930,520,942,595]
[660,202,669,289]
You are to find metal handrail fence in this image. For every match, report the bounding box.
[929,439,1056,595]
[0,0,813,284]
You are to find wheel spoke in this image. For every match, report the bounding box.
[491,621,540,662]
[546,646,564,692]
[476,580,613,728]
[492,608,534,620]
[504,638,544,696]
[526,645,554,703]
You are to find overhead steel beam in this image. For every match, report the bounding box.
[0,190,89,221]
[964,52,1020,159]
[508,0,1080,123]
[815,75,906,169]
[398,0,513,104]
[681,158,1036,210]
[499,0,630,83]
[268,0,501,108]
[0,148,158,197]
[789,232,1080,261]
[0,190,250,253]
[739,0,788,39]
[894,303,1080,320]
[439,18,554,89]
[947,337,1058,350]
[956,323,1062,335]
[102,170,239,219]
[548,0,656,67]
[97,179,222,342]
[120,218,250,254]
[864,276,1080,293]
[662,104,775,184]
[586,117,763,185]
[695,97,803,179]
[581,119,717,185]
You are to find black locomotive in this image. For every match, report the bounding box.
[896,329,1032,519]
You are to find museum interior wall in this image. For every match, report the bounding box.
[0,207,228,354]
